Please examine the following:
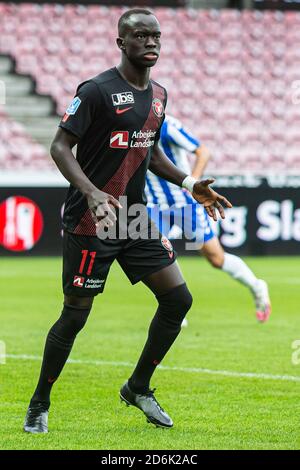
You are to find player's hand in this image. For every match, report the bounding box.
[192,178,232,221]
[87,189,122,228]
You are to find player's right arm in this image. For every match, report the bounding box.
[51,128,95,198]
[51,81,122,227]
[50,129,121,228]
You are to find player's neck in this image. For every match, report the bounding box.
[117,62,150,91]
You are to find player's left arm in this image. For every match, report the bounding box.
[149,142,187,186]
[150,142,232,220]
[191,144,211,179]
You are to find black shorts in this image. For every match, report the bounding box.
[62,224,177,297]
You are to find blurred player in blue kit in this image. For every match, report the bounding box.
[146,115,271,325]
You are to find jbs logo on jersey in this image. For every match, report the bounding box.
[112,92,134,106]
[110,131,129,149]
[73,276,85,287]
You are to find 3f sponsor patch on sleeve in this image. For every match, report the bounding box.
[62,97,82,122]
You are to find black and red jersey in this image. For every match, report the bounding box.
[59,67,167,236]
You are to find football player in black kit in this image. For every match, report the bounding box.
[24,9,231,433]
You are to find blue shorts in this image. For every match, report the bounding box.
[147,202,215,245]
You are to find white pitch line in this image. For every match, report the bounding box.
[4,354,300,383]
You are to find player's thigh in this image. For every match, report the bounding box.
[119,231,190,305]
[64,294,94,309]
[117,219,180,294]
[142,261,185,296]
[62,231,116,299]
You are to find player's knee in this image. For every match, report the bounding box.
[176,284,193,314]
[208,253,223,269]
[157,283,193,322]
[56,303,92,338]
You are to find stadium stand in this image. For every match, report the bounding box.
[0,105,67,185]
[0,107,54,170]
[0,4,297,173]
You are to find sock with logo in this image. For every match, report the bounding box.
[30,304,91,408]
[128,284,192,394]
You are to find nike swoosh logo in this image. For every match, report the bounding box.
[116,106,133,115]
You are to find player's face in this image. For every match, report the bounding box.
[121,14,161,68]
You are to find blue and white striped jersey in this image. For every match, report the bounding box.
[145,115,201,209]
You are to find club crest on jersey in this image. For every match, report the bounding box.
[152,98,164,118]
[110,131,129,149]
[161,236,174,258]
[111,92,135,106]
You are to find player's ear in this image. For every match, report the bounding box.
[116,37,125,50]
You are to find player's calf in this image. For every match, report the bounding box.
[122,284,192,427]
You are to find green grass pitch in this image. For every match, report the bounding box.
[0,256,299,450]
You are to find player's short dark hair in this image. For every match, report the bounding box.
[118,8,155,36]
